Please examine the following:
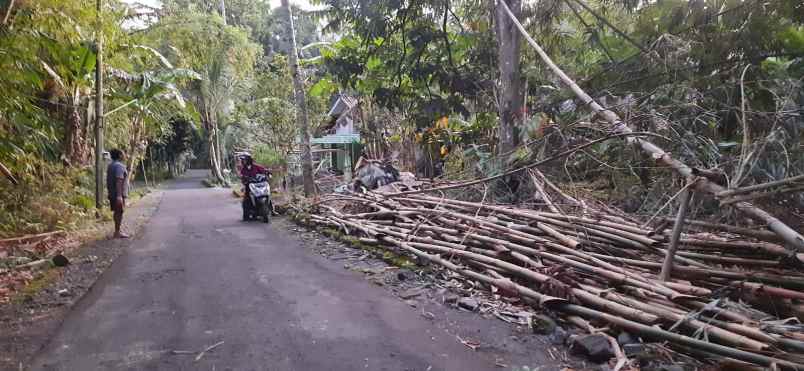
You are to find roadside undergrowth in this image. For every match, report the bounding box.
[1,188,154,304]
[288,209,418,270]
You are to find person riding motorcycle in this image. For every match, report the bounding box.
[240,154,268,185]
[239,154,276,217]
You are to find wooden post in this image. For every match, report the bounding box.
[660,185,693,281]
[94,0,104,211]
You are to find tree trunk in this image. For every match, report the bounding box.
[207,127,225,183]
[495,0,523,156]
[127,116,146,185]
[282,0,315,196]
[63,104,88,166]
[215,121,226,171]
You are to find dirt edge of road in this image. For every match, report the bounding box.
[281,212,588,371]
[0,190,164,371]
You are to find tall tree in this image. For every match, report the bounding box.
[281,0,315,195]
[143,11,260,183]
[495,0,523,155]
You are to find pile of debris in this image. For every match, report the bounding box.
[0,231,74,303]
[304,181,804,369]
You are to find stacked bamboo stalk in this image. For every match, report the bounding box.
[304,189,804,370]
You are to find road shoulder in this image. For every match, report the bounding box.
[278,217,583,370]
[0,190,164,370]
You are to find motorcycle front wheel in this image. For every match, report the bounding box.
[260,199,270,223]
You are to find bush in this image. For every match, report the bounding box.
[252,145,287,170]
[0,157,95,238]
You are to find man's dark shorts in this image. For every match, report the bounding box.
[109,198,125,213]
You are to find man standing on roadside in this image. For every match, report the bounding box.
[107,149,129,239]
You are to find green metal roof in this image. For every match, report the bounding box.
[311,134,361,144]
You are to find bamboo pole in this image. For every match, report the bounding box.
[660,218,781,242]
[584,251,804,289]
[720,185,804,205]
[528,169,559,213]
[306,192,804,368]
[584,286,770,351]
[0,160,18,185]
[660,186,692,281]
[717,174,804,198]
[562,305,804,370]
[1,0,15,26]
[395,240,661,324]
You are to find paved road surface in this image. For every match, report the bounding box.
[30,170,504,371]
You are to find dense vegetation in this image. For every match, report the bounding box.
[0,0,325,236]
[0,0,802,236]
[312,0,803,224]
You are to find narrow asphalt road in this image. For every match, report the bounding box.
[30,170,505,371]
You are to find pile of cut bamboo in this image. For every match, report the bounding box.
[306,188,804,370]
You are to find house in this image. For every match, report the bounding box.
[288,94,361,180]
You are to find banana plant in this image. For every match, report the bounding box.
[107,46,201,182]
[38,39,98,166]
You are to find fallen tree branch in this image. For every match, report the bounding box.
[717,174,804,198]
[0,231,65,246]
[660,218,781,242]
[383,132,668,197]
[720,185,804,205]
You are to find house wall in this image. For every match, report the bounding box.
[334,116,354,135]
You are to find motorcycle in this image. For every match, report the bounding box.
[242,173,271,223]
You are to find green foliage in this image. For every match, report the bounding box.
[309,77,337,98]
[146,117,201,178]
[317,0,497,130]
[227,55,297,157]
[0,157,94,237]
[253,145,288,169]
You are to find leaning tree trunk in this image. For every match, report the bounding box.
[495,0,523,156]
